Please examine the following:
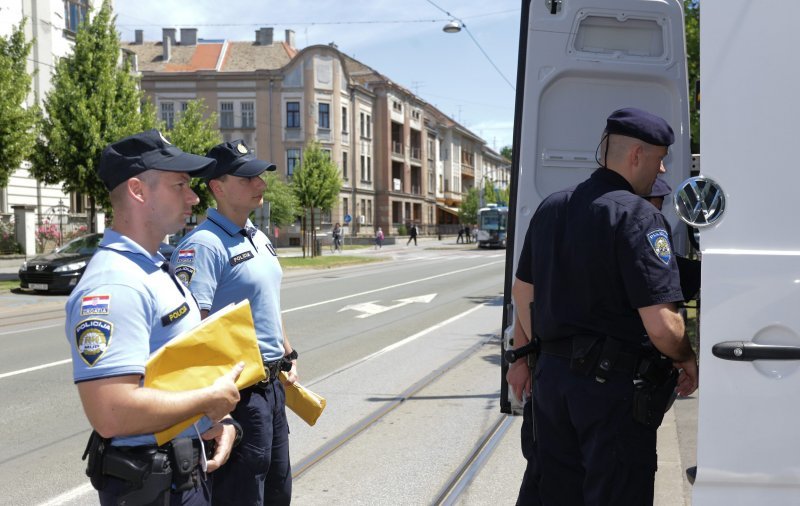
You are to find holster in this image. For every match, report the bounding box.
[82,430,109,491]
[569,335,602,376]
[632,350,679,429]
[169,437,196,493]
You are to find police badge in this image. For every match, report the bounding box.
[646,229,672,265]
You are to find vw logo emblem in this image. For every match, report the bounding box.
[673,176,726,227]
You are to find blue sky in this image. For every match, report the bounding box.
[112,0,521,152]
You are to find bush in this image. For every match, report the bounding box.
[0,220,22,254]
[36,219,61,253]
[397,224,407,236]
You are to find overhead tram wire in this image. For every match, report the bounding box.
[423,0,516,91]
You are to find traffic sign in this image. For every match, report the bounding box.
[344,214,352,223]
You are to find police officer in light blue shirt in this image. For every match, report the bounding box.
[172,140,297,506]
[65,130,244,506]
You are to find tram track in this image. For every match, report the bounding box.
[291,328,517,504]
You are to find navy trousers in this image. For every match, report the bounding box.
[211,380,291,506]
[99,475,211,506]
[516,398,542,506]
[532,354,657,506]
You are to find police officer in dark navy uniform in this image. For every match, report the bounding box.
[508,108,699,505]
[644,177,702,302]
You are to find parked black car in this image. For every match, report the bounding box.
[19,233,177,293]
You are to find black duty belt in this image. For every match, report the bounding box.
[254,359,283,388]
[540,337,640,375]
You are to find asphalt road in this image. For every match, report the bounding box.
[0,244,507,505]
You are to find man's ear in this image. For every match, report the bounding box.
[127,177,146,203]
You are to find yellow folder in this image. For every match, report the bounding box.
[144,300,266,446]
[280,371,327,426]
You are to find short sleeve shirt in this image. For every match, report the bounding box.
[65,229,211,447]
[171,209,284,360]
[516,168,683,344]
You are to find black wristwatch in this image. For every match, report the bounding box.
[284,349,298,361]
[221,418,243,447]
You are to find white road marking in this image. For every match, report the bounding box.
[339,293,437,318]
[0,359,71,379]
[37,483,94,506]
[282,260,502,314]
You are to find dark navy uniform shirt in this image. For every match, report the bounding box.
[516,167,683,345]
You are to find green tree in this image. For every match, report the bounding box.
[264,172,299,229]
[0,18,39,188]
[163,99,221,214]
[292,141,342,257]
[459,187,480,225]
[31,0,156,231]
[500,145,513,162]
[684,0,700,152]
[483,179,498,205]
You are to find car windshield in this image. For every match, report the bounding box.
[57,234,103,255]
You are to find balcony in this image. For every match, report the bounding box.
[392,141,403,156]
[410,147,421,161]
[461,165,475,177]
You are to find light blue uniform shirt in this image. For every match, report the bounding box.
[65,229,212,447]
[171,208,284,361]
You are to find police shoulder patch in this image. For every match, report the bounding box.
[646,229,672,265]
[81,294,110,315]
[75,318,113,367]
[174,264,195,287]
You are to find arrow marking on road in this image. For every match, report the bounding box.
[338,293,437,318]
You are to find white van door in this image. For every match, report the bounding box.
[689,1,800,503]
[501,0,690,413]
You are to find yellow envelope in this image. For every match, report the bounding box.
[280,371,326,426]
[144,300,266,445]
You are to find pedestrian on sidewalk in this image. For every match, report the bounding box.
[375,227,384,249]
[457,226,465,244]
[332,222,343,253]
[406,223,418,246]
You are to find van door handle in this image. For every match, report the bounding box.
[712,341,800,361]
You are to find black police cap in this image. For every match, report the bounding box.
[606,107,675,147]
[97,129,216,191]
[205,140,276,181]
[645,177,672,198]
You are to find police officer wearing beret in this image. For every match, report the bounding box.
[65,130,245,505]
[644,178,702,302]
[507,108,699,505]
[171,140,296,505]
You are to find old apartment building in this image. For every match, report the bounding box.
[125,27,510,243]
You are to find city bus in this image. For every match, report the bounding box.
[476,204,508,248]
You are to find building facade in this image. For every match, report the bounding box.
[0,0,95,235]
[126,26,512,243]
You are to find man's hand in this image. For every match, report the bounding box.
[673,353,698,397]
[204,362,244,422]
[506,360,531,402]
[281,362,298,385]
[202,420,236,472]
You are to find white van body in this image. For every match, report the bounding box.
[690,0,800,503]
[506,0,800,502]
[501,0,690,413]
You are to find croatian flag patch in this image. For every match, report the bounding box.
[81,295,110,315]
[176,249,195,264]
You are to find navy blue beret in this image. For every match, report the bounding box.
[606,107,675,147]
[645,177,672,198]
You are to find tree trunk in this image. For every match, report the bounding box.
[310,207,316,258]
[301,211,307,258]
